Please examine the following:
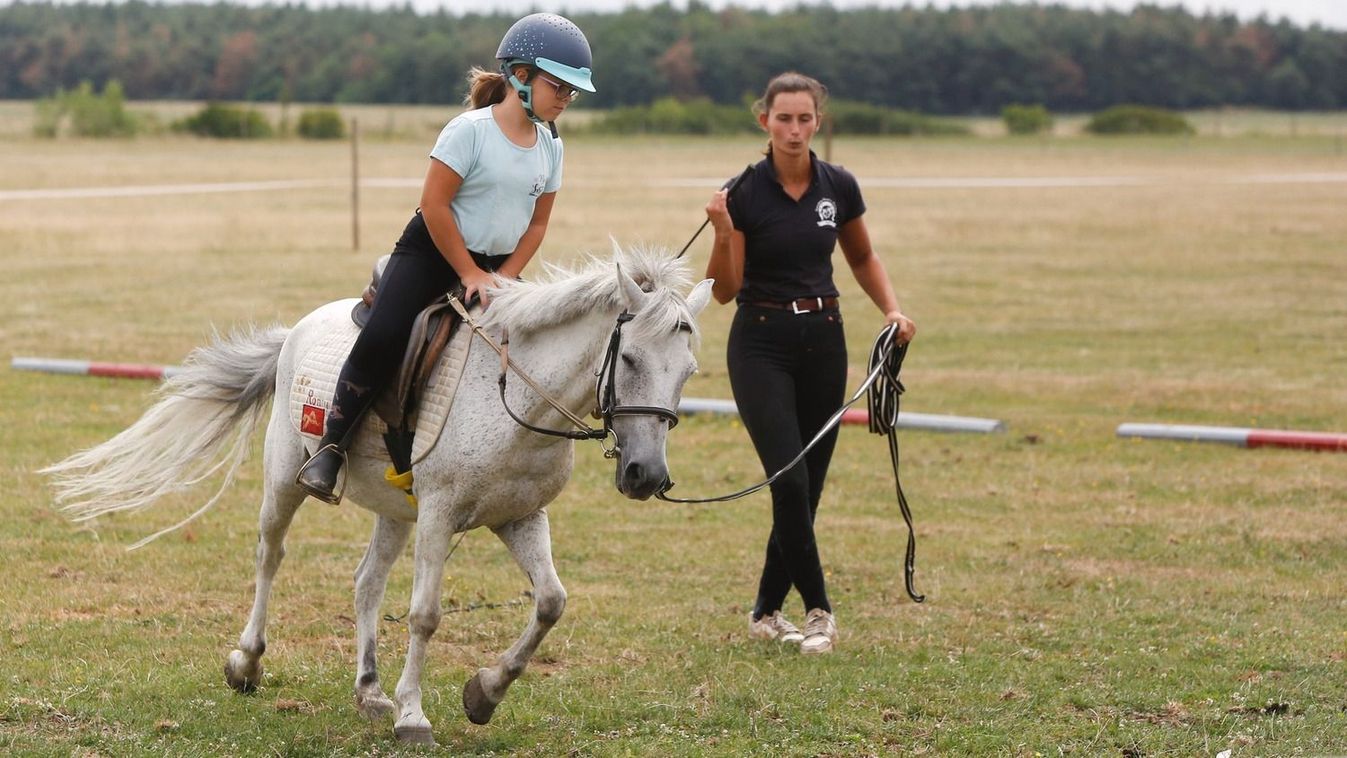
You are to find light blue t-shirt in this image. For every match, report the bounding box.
[429,106,564,257]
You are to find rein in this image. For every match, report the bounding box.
[446,296,679,460]
[656,324,925,603]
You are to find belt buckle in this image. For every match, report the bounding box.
[792,297,822,315]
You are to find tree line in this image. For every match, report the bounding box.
[2,1,1344,113]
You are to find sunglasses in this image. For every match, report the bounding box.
[534,72,580,102]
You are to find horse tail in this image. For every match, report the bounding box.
[42,324,291,549]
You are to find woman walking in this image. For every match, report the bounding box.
[703,72,916,654]
[296,13,595,504]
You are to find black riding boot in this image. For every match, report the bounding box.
[295,364,377,505]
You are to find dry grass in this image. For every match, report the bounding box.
[3,123,1347,755]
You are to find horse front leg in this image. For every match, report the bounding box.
[463,508,566,725]
[392,505,455,745]
[225,466,305,694]
[353,515,412,720]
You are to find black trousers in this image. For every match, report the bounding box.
[323,213,500,441]
[727,304,848,618]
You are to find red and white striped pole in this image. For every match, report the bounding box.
[1117,423,1347,453]
[11,356,181,381]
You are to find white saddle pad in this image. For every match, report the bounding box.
[289,310,477,465]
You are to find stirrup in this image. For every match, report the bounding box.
[295,443,349,505]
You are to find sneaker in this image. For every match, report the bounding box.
[748,611,805,644]
[799,608,837,655]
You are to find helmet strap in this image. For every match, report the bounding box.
[502,62,545,126]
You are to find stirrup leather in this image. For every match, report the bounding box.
[295,443,349,505]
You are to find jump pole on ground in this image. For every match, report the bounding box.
[12,358,1008,435]
[679,397,1005,434]
[1117,422,1347,452]
[11,357,182,380]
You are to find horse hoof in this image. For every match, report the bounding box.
[224,650,262,694]
[352,689,393,721]
[354,691,396,721]
[462,671,499,725]
[394,723,437,745]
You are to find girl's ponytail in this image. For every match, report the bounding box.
[465,67,510,109]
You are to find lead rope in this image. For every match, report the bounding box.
[657,324,924,603]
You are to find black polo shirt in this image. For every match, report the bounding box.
[726,151,866,304]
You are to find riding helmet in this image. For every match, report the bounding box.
[496,13,596,94]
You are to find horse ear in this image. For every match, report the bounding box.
[686,278,713,318]
[609,235,624,262]
[616,262,647,313]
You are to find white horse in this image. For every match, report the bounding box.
[45,243,713,745]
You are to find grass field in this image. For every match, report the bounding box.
[3,117,1347,755]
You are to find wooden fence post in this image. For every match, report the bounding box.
[351,117,360,252]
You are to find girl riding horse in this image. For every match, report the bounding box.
[297,13,596,504]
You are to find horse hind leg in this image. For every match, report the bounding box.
[463,509,566,725]
[352,515,412,720]
[225,438,306,694]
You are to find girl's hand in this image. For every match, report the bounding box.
[705,189,733,235]
[886,310,916,344]
[461,268,498,308]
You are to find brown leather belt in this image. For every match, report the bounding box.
[746,297,839,314]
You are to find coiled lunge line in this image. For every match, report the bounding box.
[865,332,924,604]
[657,324,925,603]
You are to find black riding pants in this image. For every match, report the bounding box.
[728,304,848,618]
[323,213,500,441]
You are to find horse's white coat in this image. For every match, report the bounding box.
[45,245,712,744]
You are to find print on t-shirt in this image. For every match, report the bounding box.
[815,198,837,227]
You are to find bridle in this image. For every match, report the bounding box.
[447,298,680,459]
[594,312,682,435]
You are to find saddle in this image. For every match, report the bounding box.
[351,254,466,478]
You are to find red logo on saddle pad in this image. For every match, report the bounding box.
[300,404,326,436]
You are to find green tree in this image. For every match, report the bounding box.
[3,3,1346,111]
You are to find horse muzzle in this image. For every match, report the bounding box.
[616,458,671,501]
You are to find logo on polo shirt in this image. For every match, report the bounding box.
[530,174,547,197]
[815,198,837,227]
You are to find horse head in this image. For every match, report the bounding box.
[607,256,712,500]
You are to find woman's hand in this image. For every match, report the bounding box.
[461,267,498,308]
[886,310,916,344]
[705,189,733,235]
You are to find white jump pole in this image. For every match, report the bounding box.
[1117,422,1347,453]
[678,397,1005,434]
[11,356,181,380]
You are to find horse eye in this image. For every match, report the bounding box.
[621,353,636,368]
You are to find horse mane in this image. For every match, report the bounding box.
[483,242,699,343]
